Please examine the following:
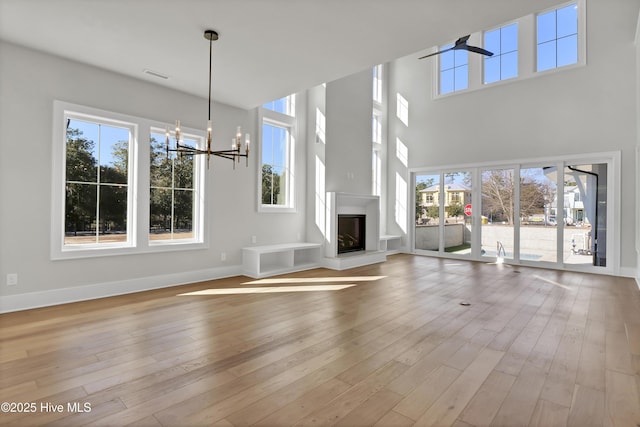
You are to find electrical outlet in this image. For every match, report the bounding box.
[221,252,226,261]
[6,273,18,286]
[251,235,257,244]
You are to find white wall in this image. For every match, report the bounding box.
[386,0,639,272]
[0,41,306,310]
[325,69,373,195]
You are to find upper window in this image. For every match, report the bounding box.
[263,94,296,117]
[373,64,383,103]
[484,23,518,84]
[259,96,296,212]
[64,114,133,248]
[149,130,202,243]
[537,3,578,72]
[440,44,468,94]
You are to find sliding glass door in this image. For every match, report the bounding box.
[414,171,473,258]
[481,168,515,261]
[562,163,607,267]
[519,166,558,264]
[414,173,440,253]
[410,153,616,274]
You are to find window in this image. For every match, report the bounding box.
[484,23,518,84]
[373,64,383,104]
[372,114,382,145]
[439,43,468,94]
[537,3,578,72]
[149,130,202,243]
[432,2,584,98]
[63,114,134,248]
[263,94,295,117]
[372,150,382,196]
[259,95,296,211]
[52,101,208,259]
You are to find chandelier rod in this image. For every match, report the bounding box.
[207,31,213,122]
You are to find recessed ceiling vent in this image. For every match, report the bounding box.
[143,69,169,80]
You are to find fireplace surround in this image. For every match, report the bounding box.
[325,192,380,258]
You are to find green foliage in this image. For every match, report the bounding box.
[425,204,440,220]
[262,164,281,205]
[447,202,464,217]
[149,137,194,234]
[65,127,129,236]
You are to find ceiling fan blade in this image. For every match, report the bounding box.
[465,45,494,56]
[418,46,453,60]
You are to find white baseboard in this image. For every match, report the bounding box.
[618,266,638,279]
[0,264,243,313]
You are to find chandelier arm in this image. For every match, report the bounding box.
[168,29,249,169]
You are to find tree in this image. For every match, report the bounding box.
[481,169,554,224]
[481,170,515,224]
[447,202,464,218]
[425,205,440,222]
[149,137,194,234]
[65,128,97,235]
[415,181,427,222]
[262,164,281,204]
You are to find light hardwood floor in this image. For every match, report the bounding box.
[1,254,639,426]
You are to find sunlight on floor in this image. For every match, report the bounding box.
[533,275,574,291]
[242,276,386,285]
[178,284,357,296]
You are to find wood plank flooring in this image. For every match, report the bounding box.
[1,254,639,426]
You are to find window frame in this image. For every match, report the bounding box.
[373,64,383,104]
[148,127,205,246]
[51,101,208,260]
[257,105,296,213]
[483,22,519,84]
[438,41,469,95]
[409,150,620,276]
[535,1,585,73]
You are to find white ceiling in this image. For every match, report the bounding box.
[0,0,562,110]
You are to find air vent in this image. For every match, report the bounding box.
[143,69,169,80]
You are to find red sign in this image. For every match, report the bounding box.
[464,204,472,216]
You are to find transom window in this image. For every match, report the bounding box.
[537,3,578,72]
[373,64,383,104]
[432,1,584,98]
[484,23,518,84]
[263,94,295,117]
[439,44,468,94]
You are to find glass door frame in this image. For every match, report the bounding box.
[408,151,620,276]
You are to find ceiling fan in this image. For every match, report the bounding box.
[418,35,493,59]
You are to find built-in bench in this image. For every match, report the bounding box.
[380,235,402,254]
[242,243,322,278]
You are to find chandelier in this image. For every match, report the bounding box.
[166,29,249,168]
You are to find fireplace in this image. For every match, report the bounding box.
[337,214,366,254]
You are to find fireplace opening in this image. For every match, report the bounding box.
[337,214,366,254]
